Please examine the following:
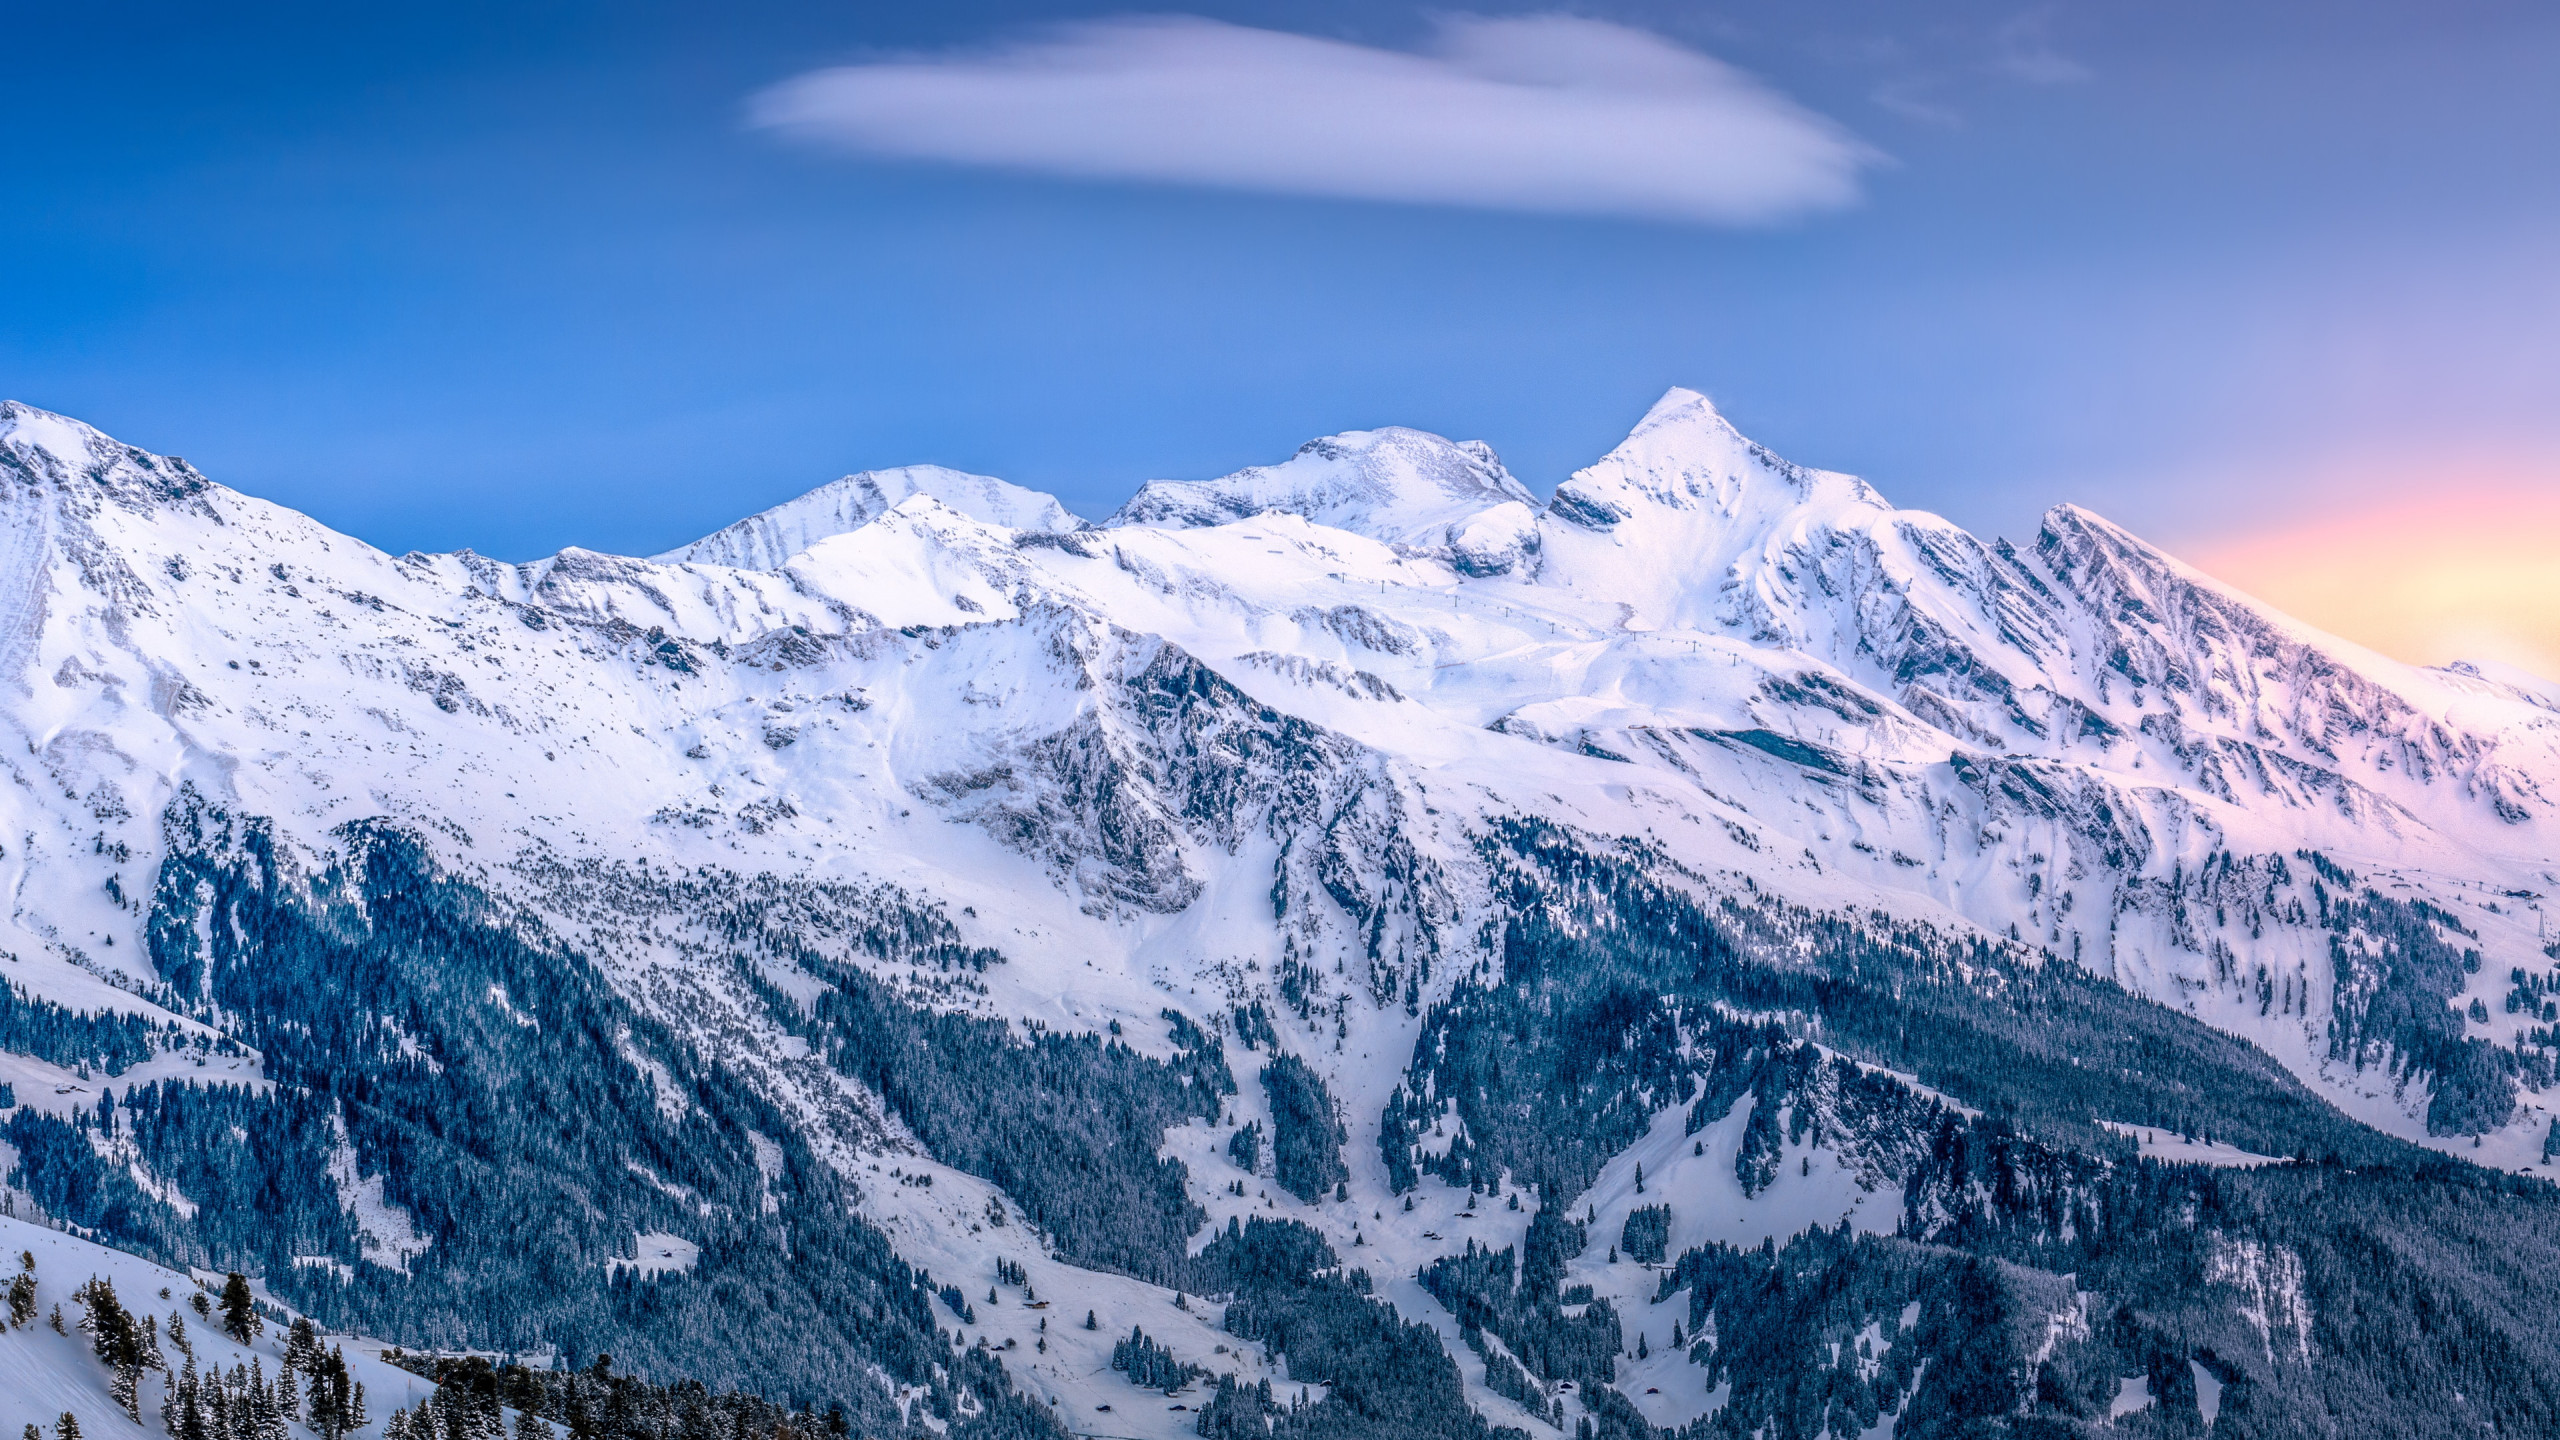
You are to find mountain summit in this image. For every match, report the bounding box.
[658,462,1082,568]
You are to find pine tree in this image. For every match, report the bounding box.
[286,1316,321,1373]
[6,1270,33,1329]
[253,1358,289,1440]
[1084,1309,1098,1330]
[52,1416,78,1440]
[314,1348,356,1440]
[218,1274,260,1344]
[308,1366,339,1440]
[515,1404,548,1440]
[173,1353,207,1440]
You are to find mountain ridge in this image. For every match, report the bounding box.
[3,388,2558,1439]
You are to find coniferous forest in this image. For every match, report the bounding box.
[0,766,2552,1440]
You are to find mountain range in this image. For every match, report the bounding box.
[3,388,2556,1440]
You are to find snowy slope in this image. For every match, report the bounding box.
[3,389,2558,1432]
[0,1212,435,1440]
[655,463,1080,569]
[1112,426,1543,576]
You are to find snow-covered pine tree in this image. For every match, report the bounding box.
[171,1352,206,1440]
[253,1357,289,1440]
[219,1273,260,1344]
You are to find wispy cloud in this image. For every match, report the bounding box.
[749,15,1877,225]
[1990,8,2091,86]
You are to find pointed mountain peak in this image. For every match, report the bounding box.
[1106,425,1531,551]
[1625,385,1734,438]
[655,464,1081,570]
[1546,386,1879,532]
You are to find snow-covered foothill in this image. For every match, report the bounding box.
[0,1213,433,1440]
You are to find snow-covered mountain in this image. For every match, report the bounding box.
[655,462,1081,568]
[3,390,2557,1439]
[1112,425,1542,575]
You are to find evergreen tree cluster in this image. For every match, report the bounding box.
[1257,1055,1346,1204]
[748,928,1234,1284]
[2307,859,2517,1134]
[384,1348,1062,1440]
[1646,1225,2029,1440]
[73,1275,161,1422]
[1187,1374,1278,1440]
[1417,1212,1621,1397]
[81,803,1069,1421]
[1230,1003,1278,1053]
[2503,964,2559,1022]
[6,1082,355,1277]
[0,978,170,1077]
[1187,1217,1487,1440]
[1375,821,2560,1437]
[8,1249,37,1329]
[1455,1324,1546,1421]
[1109,1326,1204,1392]
[1388,820,2432,1216]
[1892,1117,2560,1437]
[1616,1207,1670,1267]
[1226,1120,1262,1175]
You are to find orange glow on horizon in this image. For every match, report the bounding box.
[2180,482,2560,683]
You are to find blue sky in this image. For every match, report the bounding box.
[7,1,2556,594]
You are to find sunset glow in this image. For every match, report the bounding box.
[2185,482,2560,682]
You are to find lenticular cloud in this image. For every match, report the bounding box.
[749,15,1876,225]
